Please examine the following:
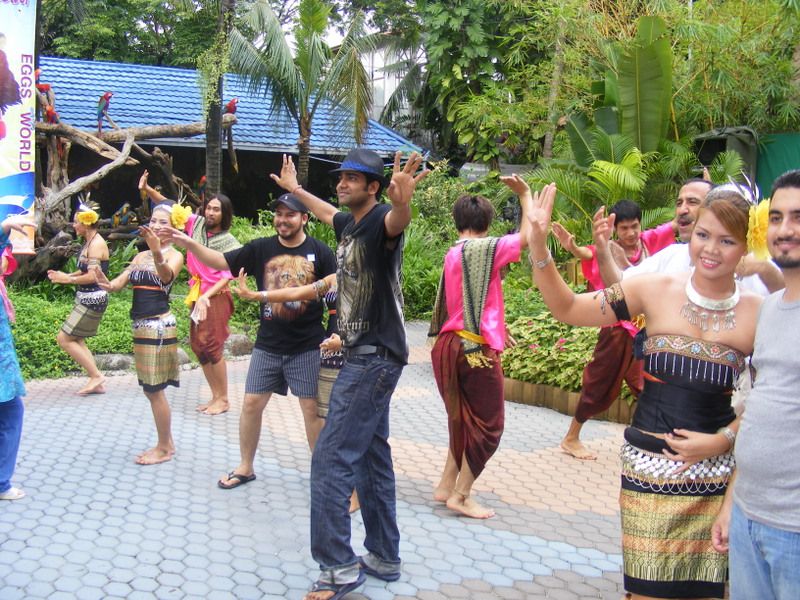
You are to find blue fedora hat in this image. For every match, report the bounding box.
[329,148,389,187]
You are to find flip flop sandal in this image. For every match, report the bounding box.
[307,570,366,600]
[217,472,256,489]
[358,556,401,582]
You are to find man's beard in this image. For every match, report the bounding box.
[772,237,800,269]
[773,255,800,270]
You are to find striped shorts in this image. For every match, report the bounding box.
[245,347,320,398]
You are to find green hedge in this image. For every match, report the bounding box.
[9,276,261,380]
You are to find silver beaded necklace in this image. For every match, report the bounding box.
[680,277,740,332]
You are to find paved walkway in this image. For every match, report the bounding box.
[1,322,626,599]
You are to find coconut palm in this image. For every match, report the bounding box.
[229,0,373,185]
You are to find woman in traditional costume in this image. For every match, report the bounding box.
[427,176,537,519]
[528,184,761,599]
[94,203,188,465]
[47,205,110,395]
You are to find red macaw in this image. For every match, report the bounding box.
[35,69,51,93]
[45,105,65,158]
[45,105,59,124]
[223,98,238,114]
[198,175,207,204]
[97,91,113,135]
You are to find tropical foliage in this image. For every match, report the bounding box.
[229,0,373,185]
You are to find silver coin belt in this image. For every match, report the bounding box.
[620,442,734,494]
[76,290,109,306]
[132,313,177,332]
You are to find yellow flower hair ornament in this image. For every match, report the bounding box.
[76,207,99,226]
[747,199,770,260]
[170,204,193,231]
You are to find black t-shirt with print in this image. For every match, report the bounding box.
[224,235,336,354]
[333,203,408,364]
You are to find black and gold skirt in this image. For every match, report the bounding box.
[132,314,179,393]
[619,429,733,599]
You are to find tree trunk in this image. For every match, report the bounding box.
[8,231,76,283]
[205,0,235,199]
[542,24,566,160]
[206,76,224,199]
[297,116,311,187]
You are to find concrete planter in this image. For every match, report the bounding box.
[504,378,636,425]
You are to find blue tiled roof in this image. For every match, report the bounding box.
[40,56,421,157]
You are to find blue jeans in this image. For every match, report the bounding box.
[309,354,403,583]
[0,396,24,493]
[730,502,800,600]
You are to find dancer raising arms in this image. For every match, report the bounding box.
[528,184,761,599]
[428,175,535,519]
[94,203,187,465]
[47,204,110,395]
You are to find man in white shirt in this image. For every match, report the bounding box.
[595,179,783,294]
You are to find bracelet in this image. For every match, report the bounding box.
[717,426,736,450]
[529,250,553,269]
[292,185,303,194]
[312,278,330,300]
[260,290,269,303]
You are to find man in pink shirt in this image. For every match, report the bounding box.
[429,176,543,519]
[553,200,676,459]
[140,173,241,415]
[183,195,241,415]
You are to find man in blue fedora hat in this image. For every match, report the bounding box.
[272,148,428,600]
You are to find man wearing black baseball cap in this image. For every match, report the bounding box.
[270,192,309,214]
[271,149,428,599]
[160,189,336,491]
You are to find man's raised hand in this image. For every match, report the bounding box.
[499,174,531,197]
[591,206,614,252]
[269,154,300,193]
[525,183,557,244]
[386,151,429,207]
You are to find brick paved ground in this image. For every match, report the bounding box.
[0,322,626,599]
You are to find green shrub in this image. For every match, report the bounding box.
[401,223,451,320]
[502,311,598,392]
[502,284,636,404]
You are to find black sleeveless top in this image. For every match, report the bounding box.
[129,265,173,320]
[632,334,744,435]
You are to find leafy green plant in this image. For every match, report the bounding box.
[502,312,597,392]
[401,222,450,320]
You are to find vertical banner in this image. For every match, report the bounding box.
[0,0,37,253]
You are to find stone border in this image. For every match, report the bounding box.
[504,378,635,424]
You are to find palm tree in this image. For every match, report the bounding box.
[204,0,236,198]
[229,0,373,185]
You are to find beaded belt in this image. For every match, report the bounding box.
[620,442,734,494]
[132,313,176,331]
[76,289,108,307]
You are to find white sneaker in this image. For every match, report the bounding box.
[0,487,25,500]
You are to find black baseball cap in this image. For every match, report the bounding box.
[270,193,308,213]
